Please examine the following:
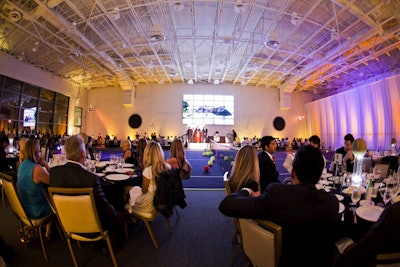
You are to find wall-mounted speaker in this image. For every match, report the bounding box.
[273,116,285,131]
[128,114,142,129]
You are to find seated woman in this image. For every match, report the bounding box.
[16,139,52,239]
[228,145,260,196]
[86,136,95,160]
[127,141,170,214]
[136,138,148,170]
[120,139,137,165]
[166,139,186,169]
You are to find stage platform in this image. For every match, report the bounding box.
[187,141,239,151]
[187,142,210,150]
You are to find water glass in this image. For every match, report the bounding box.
[350,187,361,211]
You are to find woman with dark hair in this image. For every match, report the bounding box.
[166,139,186,169]
[121,139,137,165]
[136,138,148,170]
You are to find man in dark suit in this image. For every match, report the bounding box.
[258,135,279,192]
[334,201,400,267]
[49,134,125,246]
[219,145,339,267]
[334,133,355,173]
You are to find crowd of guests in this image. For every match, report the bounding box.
[1,132,189,261]
[221,133,400,267]
[2,129,399,266]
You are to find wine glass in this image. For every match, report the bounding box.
[95,151,102,162]
[382,186,393,205]
[350,187,361,211]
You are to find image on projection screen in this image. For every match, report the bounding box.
[182,95,234,125]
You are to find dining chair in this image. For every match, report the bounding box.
[48,187,118,267]
[223,171,242,266]
[129,169,184,249]
[0,178,4,208]
[375,163,390,179]
[375,251,400,266]
[40,146,49,163]
[239,218,282,267]
[129,207,177,249]
[0,171,52,261]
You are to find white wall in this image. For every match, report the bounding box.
[87,84,313,141]
[0,54,313,140]
[0,54,86,135]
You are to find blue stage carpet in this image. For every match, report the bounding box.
[94,146,333,189]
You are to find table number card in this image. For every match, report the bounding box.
[334,153,343,164]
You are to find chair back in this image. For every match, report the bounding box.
[40,146,49,163]
[223,171,231,196]
[375,163,390,179]
[48,187,102,234]
[0,172,31,226]
[239,218,282,267]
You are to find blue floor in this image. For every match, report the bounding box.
[94,146,334,189]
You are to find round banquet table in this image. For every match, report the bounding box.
[99,167,142,211]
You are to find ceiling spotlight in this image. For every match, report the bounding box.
[187,79,194,85]
[68,51,79,58]
[172,1,184,12]
[290,12,301,26]
[59,58,65,64]
[8,11,22,22]
[396,31,400,41]
[159,79,165,84]
[150,24,165,42]
[234,0,247,14]
[213,79,220,85]
[110,7,120,21]
[264,30,280,49]
[240,80,247,86]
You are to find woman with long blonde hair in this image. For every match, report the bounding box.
[127,141,170,213]
[229,145,260,195]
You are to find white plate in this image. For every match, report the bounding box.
[106,174,129,181]
[338,202,345,214]
[335,194,344,201]
[123,163,134,168]
[318,180,332,185]
[95,161,107,168]
[359,199,374,206]
[342,186,366,195]
[356,205,384,222]
[321,173,333,179]
[96,173,105,177]
[114,168,135,173]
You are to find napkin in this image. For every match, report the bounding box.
[335,237,354,254]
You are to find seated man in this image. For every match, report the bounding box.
[49,134,125,247]
[219,145,339,267]
[334,202,400,267]
[334,133,355,173]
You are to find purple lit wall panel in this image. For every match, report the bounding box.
[305,74,400,151]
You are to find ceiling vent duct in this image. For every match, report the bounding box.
[150,24,165,42]
[110,7,120,21]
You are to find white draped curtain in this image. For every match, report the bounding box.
[305,74,400,151]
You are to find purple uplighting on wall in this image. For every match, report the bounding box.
[305,74,400,151]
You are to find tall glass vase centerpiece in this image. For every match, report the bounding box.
[352,138,367,187]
